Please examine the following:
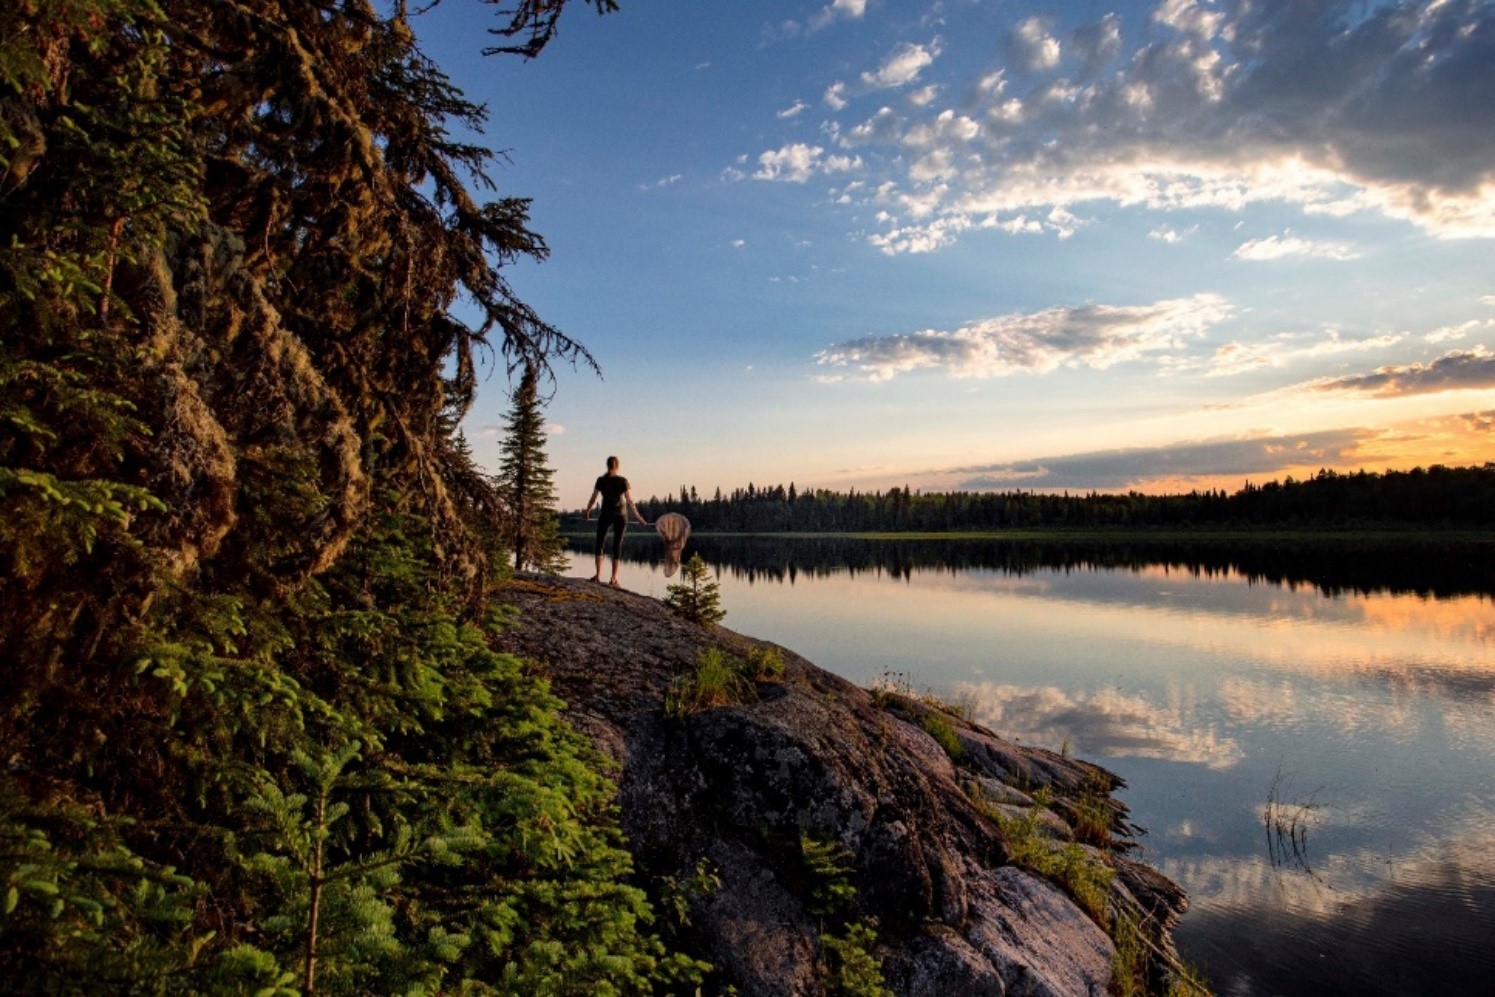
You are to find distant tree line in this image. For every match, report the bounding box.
[660,534,1495,600]
[619,464,1495,532]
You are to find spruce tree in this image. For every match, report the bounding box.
[498,362,567,573]
[0,1,698,991]
[664,554,726,625]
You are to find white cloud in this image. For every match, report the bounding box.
[1426,319,1491,343]
[545,423,565,436]
[805,0,868,33]
[731,238,746,248]
[777,100,807,119]
[1199,330,1405,377]
[861,41,941,91]
[750,143,862,183]
[824,80,848,110]
[842,106,900,147]
[813,1,1495,253]
[1149,225,1197,243]
[959,682,1243,768]
[907,84,940,107]
[1008,16,1062,71]
[638,174,682,191]
[815,293,1231,381]
[1153,0,1227,41]
[1232,234,1360,261]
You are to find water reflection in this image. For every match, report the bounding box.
[592,533,1495,599]
[952,682,1243,769]
[566,535,1495,994]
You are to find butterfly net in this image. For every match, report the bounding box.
[653,512,691,577]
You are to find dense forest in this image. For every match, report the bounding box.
[628,464,1495,533]
[1,1,701,992]
[636,534,1495,601]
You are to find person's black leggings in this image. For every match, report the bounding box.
[595,513,627,560]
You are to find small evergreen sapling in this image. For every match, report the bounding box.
[664,555,725,625]
[497,362,568,574]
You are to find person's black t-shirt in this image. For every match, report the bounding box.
[595,474,629,518]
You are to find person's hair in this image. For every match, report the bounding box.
[606,455,619,471]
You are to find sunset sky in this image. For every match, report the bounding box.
[416,0,1495,504]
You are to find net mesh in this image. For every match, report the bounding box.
[653,512,691,576]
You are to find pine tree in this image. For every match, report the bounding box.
[498,362,567,573]
[664,555,726,625]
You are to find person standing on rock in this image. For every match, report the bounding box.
[584,455,649,587]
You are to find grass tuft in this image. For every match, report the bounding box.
[663,644,787,718]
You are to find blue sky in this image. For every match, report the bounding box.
[415,0,1495,503]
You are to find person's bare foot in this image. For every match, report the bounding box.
[609,578,620,588]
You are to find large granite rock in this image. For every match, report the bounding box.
[495,575,1188,996]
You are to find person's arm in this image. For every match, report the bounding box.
[624,489,648,526]
[583,488,600,521]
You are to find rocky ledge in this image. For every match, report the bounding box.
[495,575,1191,996]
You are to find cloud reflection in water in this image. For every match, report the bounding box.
[956,681,1244,769]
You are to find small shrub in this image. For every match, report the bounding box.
[1111,912,1216,997]
[1072,782,1116,847]
[663,647,750,717]
[821,919,891,997]
[743,645,785,682]
[796,834,890,997]
[1109,912,1149,997]
[662,645,787,718]
[917,711,964,761]
[800,833,858,918]
[982,790,1115,925]
[867,670,974,722]
[657,858,722,929]
[1165,958,1214,996]
[664,554,726,625]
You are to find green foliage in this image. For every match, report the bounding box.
[655,858,722,930]
[821,920,891,997]
[663,554,726,625]
[1071,782,1117,848]
[1110,911,1215,997]
[1109,912,1149,997]
[1165,958,1214,996]
[917,711,964,762]
[0,0,700,991]
[636,464,1495,531]
[867,671,974,723]
[664,647,751,718]
[662,644,786,718]
[499,362,568,574]
[983,791,1115,925]
[742,644,786,682]
[796,834,890,997]
[799,833,857,920]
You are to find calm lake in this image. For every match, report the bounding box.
[567,534,1495,996]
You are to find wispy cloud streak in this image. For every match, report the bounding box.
[951,429,1374,490]
[1309,347,1495,396]
[816,293,1231,381]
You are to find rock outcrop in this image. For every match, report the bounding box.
[495,575,1189,996]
